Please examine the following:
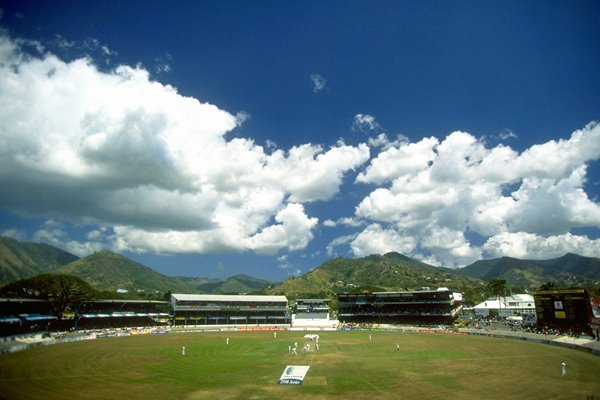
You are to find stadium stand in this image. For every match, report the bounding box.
[6,288,596,338]
[291,298,338,329]
[294,299,330,319]
[338,288,463,325]
[170,294,291,326]
[74,300,170,329]
[0,298,60,336]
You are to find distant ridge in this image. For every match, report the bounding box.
[1,236,599,298]
[195,274,272,294]
[266,252,482,298]
[0,236,79,285]
[0,238,274,295]
[51,250,198,294]
[455,253,600,289]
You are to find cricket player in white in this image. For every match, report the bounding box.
[561,361,567,376]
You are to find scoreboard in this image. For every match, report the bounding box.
[533,289,593,334]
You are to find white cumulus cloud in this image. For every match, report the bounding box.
[346,123,600,267]
[0,32,368,257]
[483,232,600,260]
[350,224,417,257]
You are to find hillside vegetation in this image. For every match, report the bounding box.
[0,237,79,285]
[51,251,272,296]
[1,237,599,301]
[267,252,485,301]
[455,253,600,290]
[51,251,197,294]
[0,237,272,297]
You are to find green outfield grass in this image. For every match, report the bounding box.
[0,330,599,400]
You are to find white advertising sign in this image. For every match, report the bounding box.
[278,365,310,385]
[554,301,564,310]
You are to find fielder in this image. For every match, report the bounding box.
[561,361,567,376]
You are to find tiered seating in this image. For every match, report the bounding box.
[0,298,58,336]
[75,300,170,329]
[338,288,463,325]
[170,294,290,326]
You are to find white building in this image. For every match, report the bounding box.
[473,294,535,318]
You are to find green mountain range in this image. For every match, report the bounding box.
[1,236,599,301]
[265,252,484,300]
[51,251,273,296]
[454,253,600,290]
[0,237,79,284]
[0,237,271,296]
[195,274,274,294]
[51,250,196,294]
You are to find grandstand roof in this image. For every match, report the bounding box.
[18,314,58,321]
[296,299,330,303]
[0,316,21,323]
[473,294,535,310]
[79,299,170,304]
[0,298,49,303]
[171,294,288,303]
[473,299,505,309]
[371,288,455,295]
[509,294,534,303]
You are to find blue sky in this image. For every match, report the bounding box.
[0,1,599,282]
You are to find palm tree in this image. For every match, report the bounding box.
[487,278,508,316]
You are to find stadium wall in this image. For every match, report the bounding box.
[2,324,599,357]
